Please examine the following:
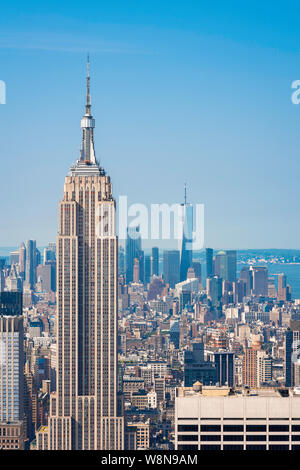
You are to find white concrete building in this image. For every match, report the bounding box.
[175,385,300,450]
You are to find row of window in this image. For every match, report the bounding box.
[178,434,300,442]
[178,424,299,432]
[178,444,300,450]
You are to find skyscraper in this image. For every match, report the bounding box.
[225,250,237,283]
[179,186,193,282]
[151,247,159,277]
[239,267,252,296]
[213,352,234,387]
[125,226,142,284]
[25,240,37,289]
[205,248,213,279]
[285,321,300,387]
[214,250,226,279]
[37,59,123,450]
[144,255,151,285]
[163,250,180,288]
[0,291,24,449]
[250,266,268,297]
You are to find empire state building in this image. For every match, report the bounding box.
[37,60,124,450]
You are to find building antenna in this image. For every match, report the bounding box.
[184,182,187,205]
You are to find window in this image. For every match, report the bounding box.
[200,425,220,432]
[178,425,198,432]
[223,425,243,432]
[246,425,266,432]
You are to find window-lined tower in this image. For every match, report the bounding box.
[37,58,124,450]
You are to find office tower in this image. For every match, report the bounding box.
[170,321,180,349]
[125,226,142,284]
[184,343,217,386]
[205,248,213,279]
[268,277,277,298]
[0,269,4,292]
[242,348,257,388]
[213,352,234,387]
[42,243,57,293]
[154,377,166,406]
[133,258,140,283]
[36,264,52,293]
[151,247,159,277]
[138,250,144,284]
[278,273,291,302]
[250,266,268,297]
[175,386,300,450]
[37,59,123,450]
[144,255,151,285]
[207,275,222,306]
[6,265,22,292]
[225,250,237,283]
[25,240,37,289]
[163,250,180,288]
[192,261,201,284]
[118,246,125,276]
[0,291,24,450]
[43,243,56,263]
[19,242,26,278]
[179,187,193,282]
[239,267,251,296]
[257,351,272,386]
[214,251,226,279]
[234,278,246,303]
[10,249,19,266]
[285,320,300,387]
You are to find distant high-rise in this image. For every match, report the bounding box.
[205,248,213,279]
[207,275,222,306]
[278,273,291,302]
[0,291,24,449]
[19,242,26,279]
[179,185,193,282]
[251,266,268,297]
[214,251,226,279]
[37,58,123,450]
[239,267,251,296]
[163,250,180,288]
[144,255,151,285]
[184,343,217,386]
[285,321,300,387]
[225,250,237,283]
[213,351,234,387]
[118,246,125,276]
[242,348,257,388]
[25,240,40,289]
[151,247,159,277]
[125,226,142,284]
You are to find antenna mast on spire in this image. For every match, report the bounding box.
[86,53,91,115]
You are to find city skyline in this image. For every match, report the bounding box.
[1,1,300,248]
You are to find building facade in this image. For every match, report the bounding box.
[37,59,124,450]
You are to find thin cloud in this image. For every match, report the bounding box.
[0,32,153,55]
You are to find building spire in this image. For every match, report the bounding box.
[184,182,187,205]
[79,55,97,165]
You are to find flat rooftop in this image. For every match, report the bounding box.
[177,386,299,398]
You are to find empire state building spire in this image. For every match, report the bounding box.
[79,55,97,164]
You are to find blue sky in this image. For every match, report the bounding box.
[1,0,300,248]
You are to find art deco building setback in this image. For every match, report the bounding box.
[175,384,300,450]
[37,59,124,450]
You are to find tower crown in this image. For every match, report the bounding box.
[79,55,97,165]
